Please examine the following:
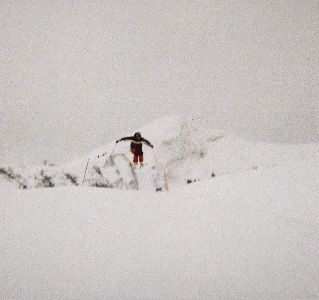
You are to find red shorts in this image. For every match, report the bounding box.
[130,149,143,163]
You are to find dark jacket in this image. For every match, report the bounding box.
[118,136,153,155]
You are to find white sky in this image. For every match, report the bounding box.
[1,0,318,165]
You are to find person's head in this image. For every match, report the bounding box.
[134,132,142,139]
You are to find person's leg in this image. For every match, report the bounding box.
[139,155,144,164]
[131,149,138,165]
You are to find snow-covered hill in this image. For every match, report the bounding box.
[1,158,318,299]
[1,115,319,299]
[1,115,319,192]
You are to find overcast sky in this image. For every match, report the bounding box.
[1,0,318,166]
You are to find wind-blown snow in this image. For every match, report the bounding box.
[1,158,319,299]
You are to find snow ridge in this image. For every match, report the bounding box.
[1,115,319,191]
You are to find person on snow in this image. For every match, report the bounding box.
[116,132,154,166]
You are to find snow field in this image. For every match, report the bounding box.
[1,159,319,299]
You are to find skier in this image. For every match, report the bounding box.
[116,132,154,166]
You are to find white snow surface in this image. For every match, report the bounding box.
[1,158,319,299]
[1,115,319,299]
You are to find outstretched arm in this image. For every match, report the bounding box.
[141,138,154,148]
[116,136,134,143]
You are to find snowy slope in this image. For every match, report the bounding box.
[1,115,319,191]
[1,159,319,299]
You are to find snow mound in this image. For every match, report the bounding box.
[0,116,222,191]
[1,115,319,191]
